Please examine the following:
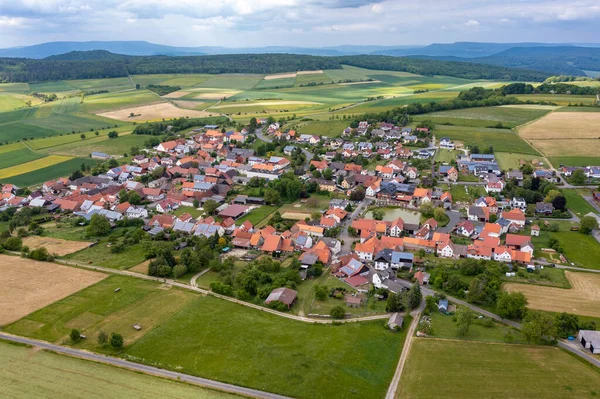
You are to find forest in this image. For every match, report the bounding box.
[0,52,550,83]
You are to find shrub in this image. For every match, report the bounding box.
[110,332,123,349]
[3,236,22,251]
[330,306,346,319]
[70,329,81,343]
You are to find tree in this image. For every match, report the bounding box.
[3,236,22,251]
[350,186,365,201]
[108,158,118,168]
[94,131,99,137]
[70,169,84,180]
[433,207,446,222]
[264,188,280,205]
[80,133,86,140]
[135,83,141,89]
[552,195,567,211]
[203,199,219,215]
[406,283,422,310]
[496,291,528,320]
[386,292,405,312]
[330,306,346,319]
[425,295,438,314]
[571,169,586,185]
[522,312,556,344]
[544,189,561,203]
[172,264,187,278]
[110,332,124,349]
[314,284,328,301]
[455,306,475,337]
[419,202,434,218]
[322,168,333,180]
[372,208,385,220]
[108,131,119,138]
[70,329,81,343]
[580,216,598,234]
[554,312,580,338]
[248,117,258,131]
[97,330,108,346]
[87,214,111,236]
[548,222,559,232]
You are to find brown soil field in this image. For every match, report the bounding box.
[296,70,324,75]
[281,211,312,220]
[162,91,191,99]
[504,271,600,317]
[129,260,150,275]
[519,112,600,140]
[264,72,297,80]
[528,138,600,157]
[0,255,106,325]
[22,236,92,256]
[173,100,203,109]
[97,103,213,121]
[193,91,241,100]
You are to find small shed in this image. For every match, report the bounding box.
[531,225,540,236]
[344,294,365,308]
[133,324,142,331]
[438,299,449,313]
[265,287,298,308]
[387,313,404,330]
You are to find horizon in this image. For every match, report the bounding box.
[1,1,600,48]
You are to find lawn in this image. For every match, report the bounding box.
[174,206,204,219]
[234,205,279,226]
[532,222,600,269]
[435,149,460,164]
[562,188,599,217]
[64,239,147,269]
[0,158,99,187]
[45,133,144,157]
[291,119,349,137]
[0,340,239,399]
[398,339,600,398]
[428,311,524,343]
[7,273,408,399]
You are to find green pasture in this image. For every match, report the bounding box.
[0,148,44,169]
[516,94,597,106]
[46,133,143,157]
[398,339,600,399]
[0,83,30,93]
[68,77,133,91]
[29,81,77,93]
[294,73,333,86]
[0,157,99,186]
[495,152,547,170]
[195,75,263,90]
[561,188,599,217]
[434,125,540,155]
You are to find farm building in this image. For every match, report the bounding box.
[91,152,111,160]
[218,204,249,219]
[265,287,297,308]
[387,313,404,330]
[578,330,600,354]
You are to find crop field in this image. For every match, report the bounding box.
[0,93,40,112]
[131,74,212,88]
[195,75,263,90]
[97,102,213,122]
[0,82,30,92]
[81,90,162,113]
[505,271,600,317]
[0,341,239,399]
[254,77,296,89]
[516,94,597,106]
[29,81,77,93]
[398,339,600,399]
[0,142,28,154]
[46,133,145,157]
[22,236,92,256]
[290,119,349,137]
[0,157,99,186]
[294,73,333,86]
[7,274,407,399]
[0,254,106,326]
[68,77,133,91]
[495,152,548,171]
[434,125,540,155]
[0,147,44,169]
[550,156,600,167]
[0,155,72,179]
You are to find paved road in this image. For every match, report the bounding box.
[385,301,424,399]
[54,258,388,324]
[438,210,461,233]
[190,268,210,287]
[0,332,291,399]
[339,198,372,255]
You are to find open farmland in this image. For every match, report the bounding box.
[45,133,146,157]
[495,152,549,171]
[398,339,600,399]
[0,254,106,326]
[415,106,551,128]
[0,341,240,399]
[0,155,72,179]
[97,102,214,122]
[0,157,99,186]
[0,147,43,169]
[504,271,600,317]
[21,236,93,257]
[6,274,407,399]
[519,111,600,160]
[434,125,540,155]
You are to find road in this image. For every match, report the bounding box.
[385,301,424,399]
[54,258,388,324]
[255,128,312,168]
[438,210,461,233]
[339,198,372,255]
[0,332,291,399]
[190,268,210,287]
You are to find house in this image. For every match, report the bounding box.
[535,202,554,215]
[506,234,534,254]
[438,299,449,313]
[91,152,111,160]
[447,167,458,182]
[468,205,489,222]
[501,209,526,228]
[345,294,365,308]
[456,221,475,237]
[265,287,297,308]
[390,251,413,269]
[485,180,504,193]
[387,313,404,330]
[506,170,524,181]
[531,224,540,236]
[511,197,527,210]
[414,271,430,285]
[374,248,393,270]
[439,137,455,150]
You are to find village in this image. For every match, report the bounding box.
[1,117,600,322]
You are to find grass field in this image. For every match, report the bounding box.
[22,236,92,256]
[505,271,600,318]
[549,156,600,167]
[428,311,524,343]
[495,152,548,170]
[98,102,213,122]
[562,188,599,217]
[417,106,551,128]
[81,90,162,113]
[234,205,279,226]
[0,254,106,326]
[398,339,600,399]
[516,94,598,106]
[7,274,407,399]
[0,340,239,399]
[434,125,540,155]
[0,157,99,187]
[0,155,72,179]
[64,239,147,270]
[435,149,460,164]
[43,133,143,157]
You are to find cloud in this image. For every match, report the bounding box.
[465,19,480,27]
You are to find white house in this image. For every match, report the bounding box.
[439,137,455,150]
[511,197,527,210]
[437,242,455,258]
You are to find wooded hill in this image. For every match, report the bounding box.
[0,52,550,83]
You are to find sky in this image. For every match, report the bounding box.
[0,0,599,48]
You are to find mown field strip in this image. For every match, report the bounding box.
[0,155,73,179]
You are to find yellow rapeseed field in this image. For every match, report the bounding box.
[0,155,73,179]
